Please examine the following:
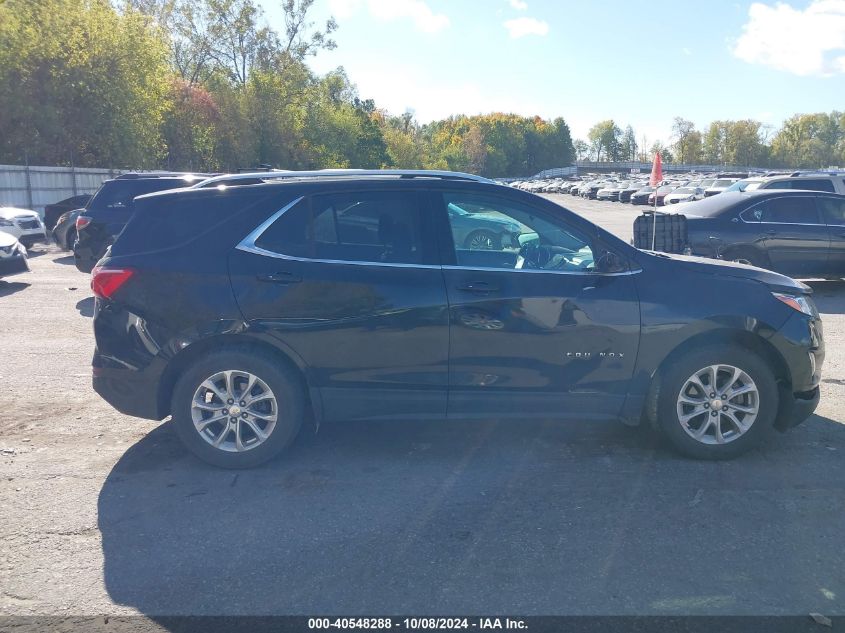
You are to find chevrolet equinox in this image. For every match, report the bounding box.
[90,170,824,468]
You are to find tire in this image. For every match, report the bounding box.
[170,349,304,468]
[64,228,77,251]
[464,229,501,250]
[656,344,778,460]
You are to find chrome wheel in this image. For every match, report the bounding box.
[675,364,759,445]
[190,370,278,452]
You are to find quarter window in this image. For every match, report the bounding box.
[254,192,429,265]
[442,193,594,272]
[795,179,836,193]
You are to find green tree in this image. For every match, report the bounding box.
[587,120,622,161]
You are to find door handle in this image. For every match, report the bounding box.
[456,281,499,294]
[256,272,302,284]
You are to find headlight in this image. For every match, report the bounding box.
[773,293,815,317]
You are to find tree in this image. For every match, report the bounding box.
[0,0,171,167]
[671,117,702,164]
[620,125,637,162]
[587,120,622,161]
[573,139,590,161]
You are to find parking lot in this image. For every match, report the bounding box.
[1,194,845,618]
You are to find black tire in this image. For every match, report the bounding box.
[656,345,778,460]
[64,228,77,251]
[170,349,304,468]
[463,229,501,250]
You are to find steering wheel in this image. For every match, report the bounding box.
[518,241,551,269]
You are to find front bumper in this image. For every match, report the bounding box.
[775,386,820,430]
[0,254,29,278]
[769,311,824,429]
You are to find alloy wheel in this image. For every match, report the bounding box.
[190,370,278,452]
[675,364,759,445]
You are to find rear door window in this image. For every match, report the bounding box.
[819,197,845,226]
[255,191,434,265]
[795,179,836,193]
[760,196,821,224]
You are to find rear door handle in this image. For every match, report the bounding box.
[456,281,499,294]
[256,272,302,284]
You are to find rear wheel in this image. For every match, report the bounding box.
[171,349,304,468]
[656,345,777,459]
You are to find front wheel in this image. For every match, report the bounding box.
[656,345,778,459]
[171,349,304,468]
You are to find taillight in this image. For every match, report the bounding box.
[91,266,135,299]
[76,215,91,230]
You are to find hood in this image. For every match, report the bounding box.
[0,230,21,247]
[642,251,810,294]
[0,207,39,220]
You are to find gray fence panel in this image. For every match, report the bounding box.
[0,164,122,216]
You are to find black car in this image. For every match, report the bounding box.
[618,183,643,203]
[43,194,91,230]
[630,186,654,205]
[675,190,845,278]
[91,169,823,468]
[73,173,212,273]
[52,208,84,250]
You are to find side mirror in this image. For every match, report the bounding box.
[595,249,626,273]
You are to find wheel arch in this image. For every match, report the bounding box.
[641,327,791,429]
[155,333,320,427]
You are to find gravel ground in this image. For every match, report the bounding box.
[1,196,844,619]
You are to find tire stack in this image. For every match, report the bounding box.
[633,213,688,253]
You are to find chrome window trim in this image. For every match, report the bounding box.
[737,195,825,226]
[237,195,641,275]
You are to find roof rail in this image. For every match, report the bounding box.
[192,169,494,188]
[115,171,217,180]
[788,170,845,177]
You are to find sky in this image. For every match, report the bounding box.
[260,0,845,146]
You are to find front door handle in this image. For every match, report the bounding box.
[456,281,499,294]
[256,272,302,284]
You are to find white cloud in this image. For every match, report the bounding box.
[509,0,529,10]
[503,17,549,38]
[330,0,450,33]
[732,0,845,76]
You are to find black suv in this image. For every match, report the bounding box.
[91,170,824,468]
[73,172,213,273]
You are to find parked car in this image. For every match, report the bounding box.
[672,190,845,277]
[74,173,212,273]
[0,231,29,279]
[664,186,705,205]
[90,169,822,468]
[648,185,676,206]
[618,183,643,203]
[704,178,739,197]
[43,194,92,230]
[755,172,845,194]
[630,186,655,205]
[52,208,84,250]
[0,207,47,247]
[596,183,623,201]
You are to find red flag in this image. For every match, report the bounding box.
[649,152,663,187]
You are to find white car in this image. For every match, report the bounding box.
[0,207,47,247]
[664,186,705,205]
[0,230,29,279]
